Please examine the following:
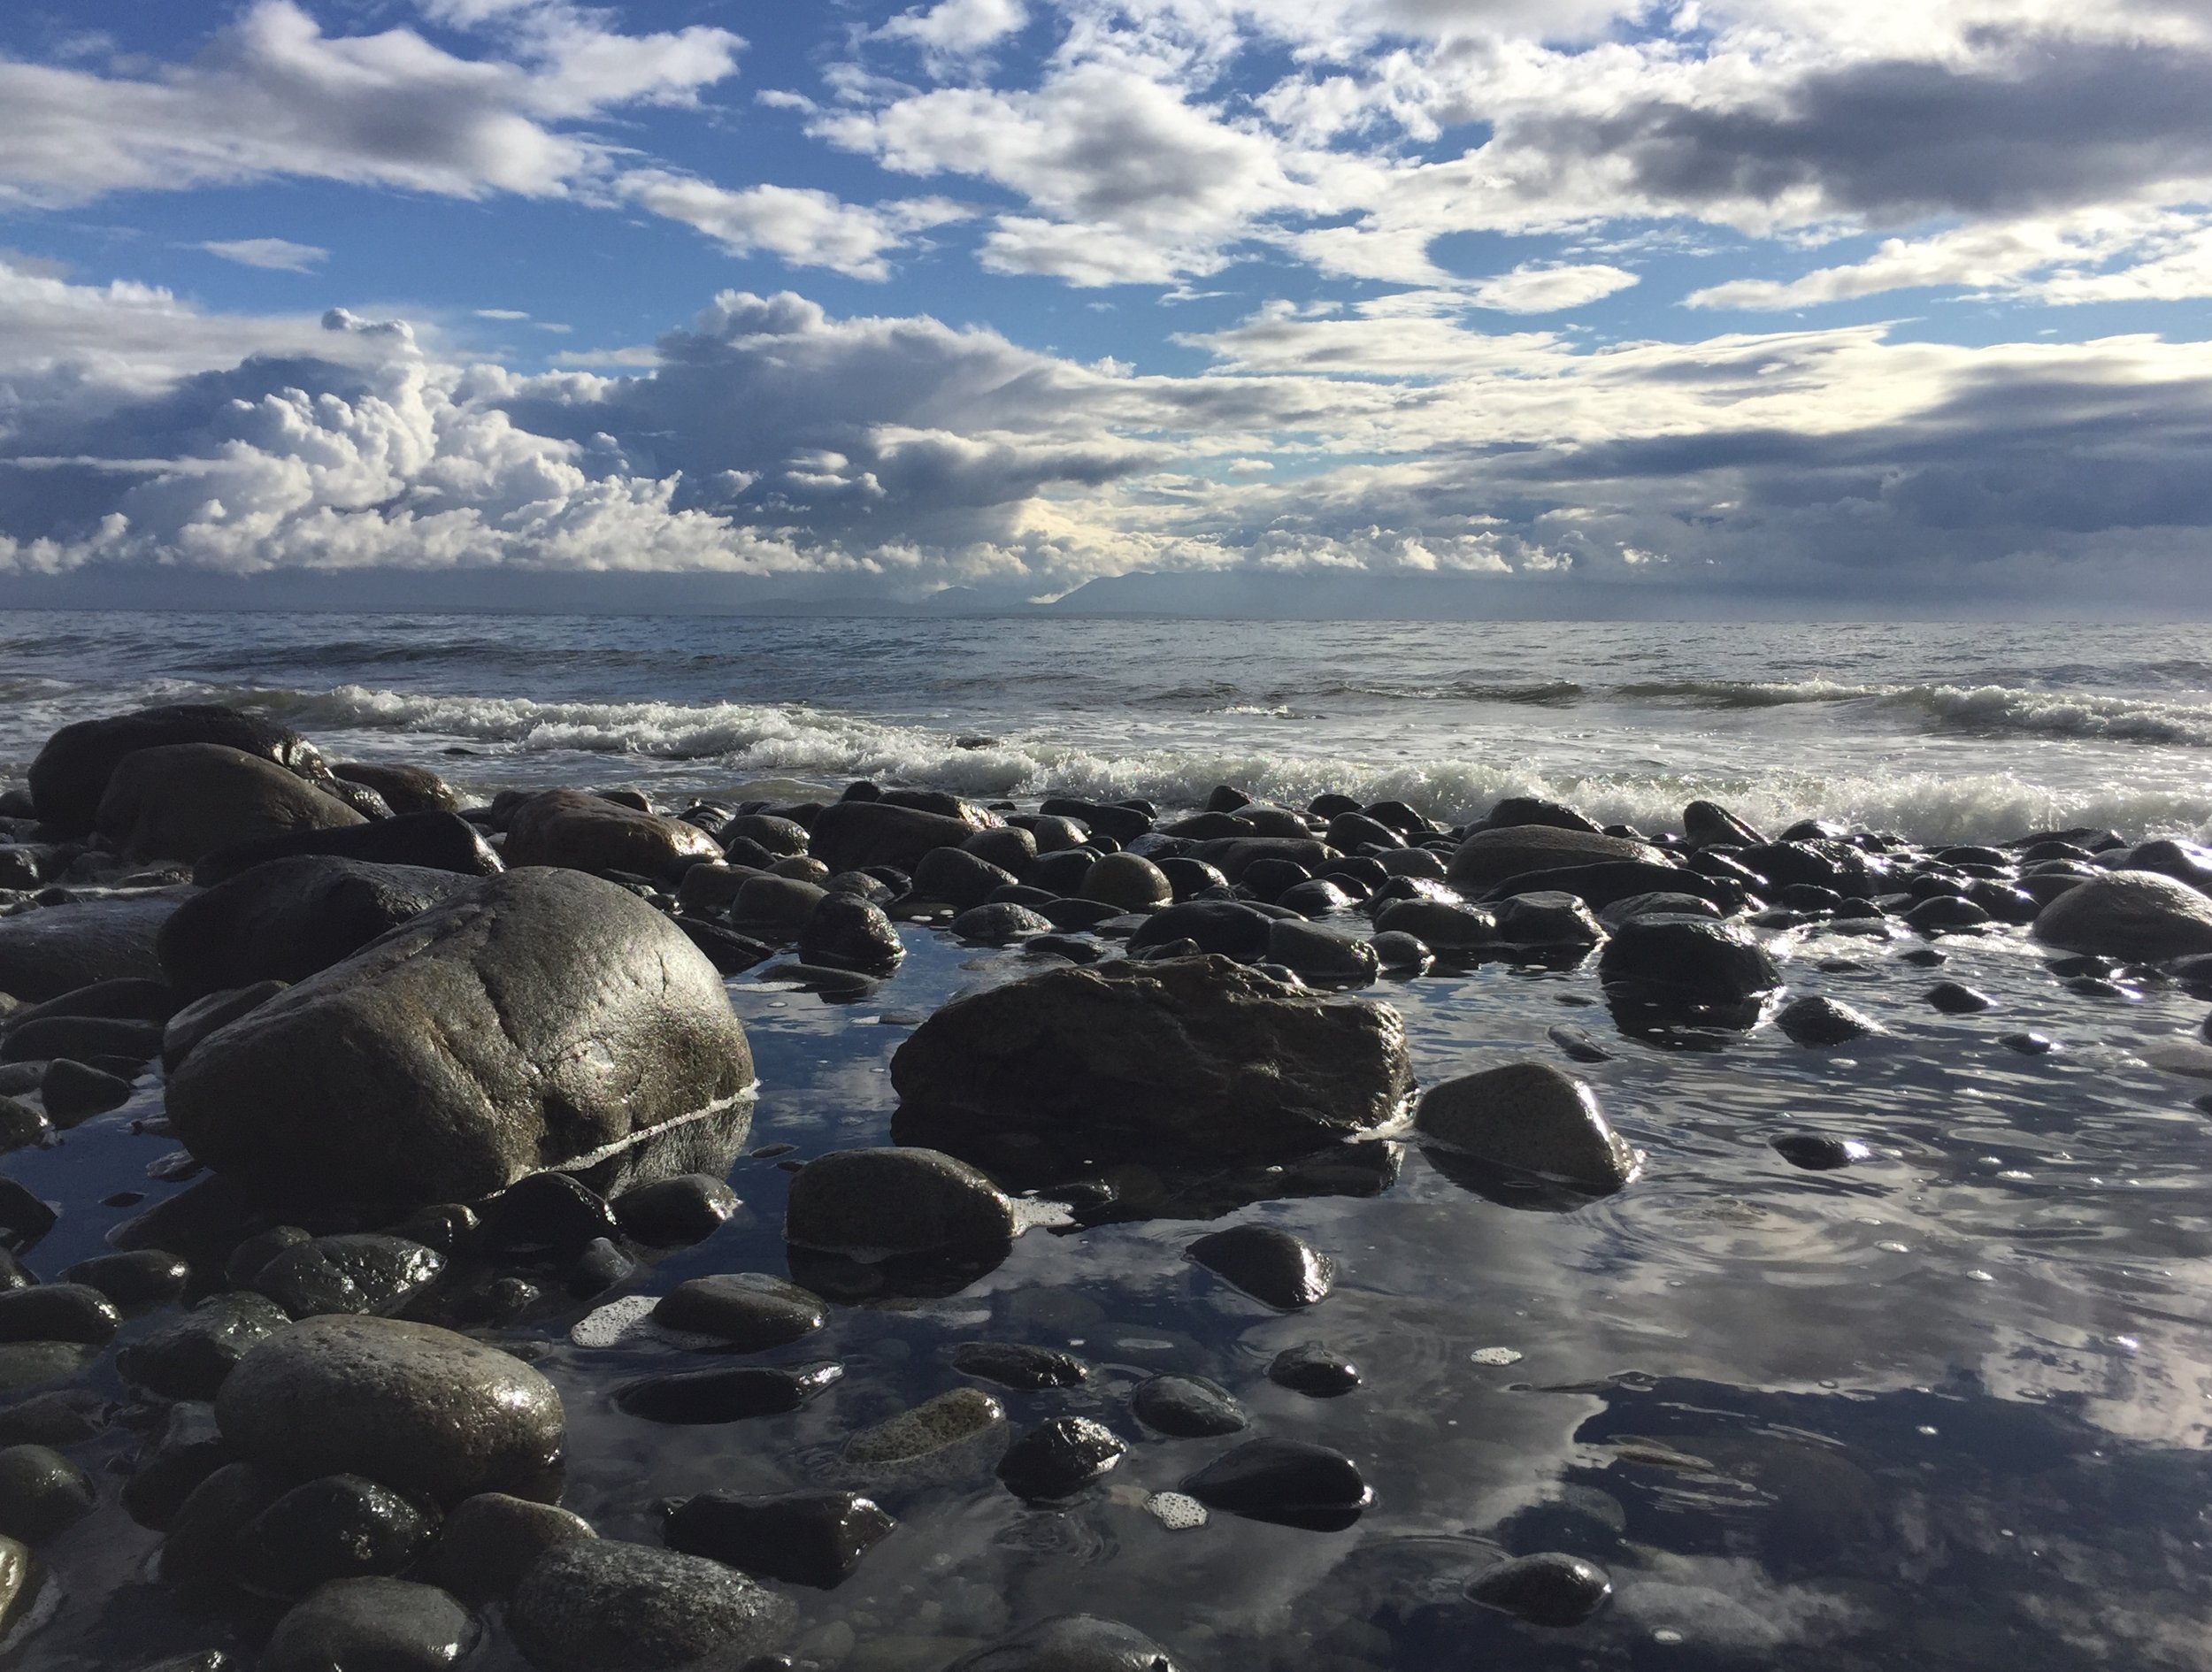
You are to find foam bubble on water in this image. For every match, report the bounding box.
[568,1294,720,1351]
[1145,1492,1209,1530]
[1470,1346,1524,1366]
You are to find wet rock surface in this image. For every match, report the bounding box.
[510,1538,797,1672]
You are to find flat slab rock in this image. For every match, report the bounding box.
[888,954,1411,1162]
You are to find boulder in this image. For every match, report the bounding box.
[216,1315,565,1505]
[1081,854,1172,911]
[1597,916,1780,1004]
[809,801,994,873]
[194,812,503,886]
[333,763,461,816]
[797,894,904,971]
[30,704,331,835]
[1187,837,1337,883]
[503,790,723,884]
[662,1490,895,1589]
[510,1539,795,1672]
[1415,1063,1637,1193]
[260,1578,478,1672]
[889,955,1411,1161]
[95,744,364,863]
[2033,871,2212,962]
[0,892,185,1003]
[785,1148,1018,1254]
[156,856,475,1001]
[1448,826,1667,888]
[1126,901,1274,962]
[166,869,755,1208]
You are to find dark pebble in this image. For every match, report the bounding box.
[1776,995,1882,1046]
[1187,1224,1334,1309]
[260,1577,479,1672]
[567,1236,635,1298]
[1181,1438,1371,1530]
[0,1389,108,1448]
[509,1539,795,1672]
[479,1172,620,1256]
[1546,1024,1613,1063]
[234,1473,438,1595]
[121,1401,228,1530]
[2001,1032,2058,1055]
[612,1175,740,1246]
[943,1616,1185,1672]
[1770,1133,1871,1170]
[1466,1551,1614,1627]
[254,1234,445,1319]
[1266,1343,1362,1397]
[225,1225,311,1288]
[426,1491,596,1604]
[0,1282,120,1346]
[39,1057,134,1121]
[119,1292,291,1400]
[1898,947,1947,967]
[663,1490,895,1589]
[59,1249,190,1309]
[0,1441,96,1543]
[1131,1374,1249,1438]
[2065,975,2130,998]
[0,1177,57,1253]
[652,1273,826,1352]
[951,1341,1087,1390]
[1925,981,1995,1014]
[996,1416,1127,1503]
[615,1361,844,1424]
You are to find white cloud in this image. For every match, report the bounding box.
[474,307,532,319]
[200,236,329,273]
[616,172,968,281]
[879,0,1030,61]
[1470,261,1640,312]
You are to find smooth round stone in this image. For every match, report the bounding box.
[1371,899,1496,954]
[944,1615,1184,1672]
[0,1390,108,1449]
[119,1400,226,1530]
[40,1057,134,1121]
[510,1538,796,1672]
[1599,916,1778,1001]
[426,1492,596,1604]
[478,1173,619,1256]
[910,849,1018,912]
[565,1236,634,1299]
[58,1249,190,1310]
[0,1533,40,1637]
[1266,1343,1362,1398]
[1187,1224,1334,1308]
[1264,920,1379,985]
[1131,1374,1248,1438]
[949,903,1056,946]
[2000,1031,2058,1055]
[652,1273,827,1352]
[126,1657,236,1672]
[226,1226,312,1289]
[611,1174,740,1246]
[234,1473,438,1595]
[839,1388,1005,1477]
[1125,900,1273,962]
[996,1416,1127,1503]
[260,1578,479,1672]
[1466,1551,1614,1627]
[1770,1133,1871,1170]
[797,894,904,972]
[253,1234,446,1319]
[1775,995,1884,1047]
[215,1315,565,1506]
[663,1490,895,1589]
[0,1097,50,1152]
[0,1284,121,1346]
[614,1361,842,1424]
[1903,895,1990,934]
[783,1147,1017,1256]
[1415,1062,1636,1193]
[950,1342,1087,1390]
[1274,878,1356,918]
[117,1292,290,1400]
[0,1177,57,1253]
[1369,930,1432,973]
[161,1462,286,1584]
[1925,981,1995,1014]
[0,1443,95,1543]
[1179,1438,1371,1530]
[1080,854,1172,911]
[1492,892,1603,948]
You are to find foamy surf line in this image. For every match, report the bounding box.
[130,680,2212,847]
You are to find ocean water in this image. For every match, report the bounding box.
[4,611,2212,840]
[8,610,2212,1671]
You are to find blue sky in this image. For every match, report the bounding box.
[1,0,2209,611]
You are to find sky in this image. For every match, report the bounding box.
[0,0,2209,615]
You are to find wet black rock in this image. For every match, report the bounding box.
[426,1492,596,1604]
[161,980,287,1073]
[333,763,460,817]
[615,1361,843,1424]
[479,1173,621,1257]
[798,894,905,971]
[997,1416,1127,1503]
[504,790,724,883]
[96,743,365,864]
[951,1342,1087,1390]
[196,810,503,887]
[1180,1438,1371,1530]
[2000,1031,2059,1055]
[215,1315,565,1505]
[0,1012,162,1065]
[260,1577,479,1672]
[30,704,332,836]
[2034,870,2212,962]
[944,1615,1184,1672]
[0,1178,55,1254]
[612,1174,740,1246]
[58,1249,189,1310]
[0,892,183,1004]
[1263,919,1379,985]
[1131,1374,1248,1438]
[42,1057,134,1121]
[0,1390,105,1448]
[1925,981,1996,1014]
[892,955,1410,1163]
[234,1472,437,1594]
[810,801,994,874]
[1370,899,1496,955]
[1490,891,1604,949]
[652,1273,827,1351]
[0,1283,121,1346]
[1267,1343,1362,1397]
[1598,916,1779,1005]
[168,869,756,1208]
[118,1292,291,1400]
[1770,1133,1871,1170]
[121,1400,228,1530]
[1125,900,1273,961]
[161,1461,286,1584]
[1187,1223,1334,1308]
[1466,1551,1613,1627]
[510,1538,797,1672]
[252,1233,446,1318]
[784,1147,1017,1256]
[0,1443,95,1543]
[1902,895,1990,934]
[950,903,1056,946]
[664,1490,895,1588]
[1081,854,1172,911]
[1415,1062,1636,1193]
[911,848,1020,911]
[1776,995,1884,1046]
[1449,825,1664,889]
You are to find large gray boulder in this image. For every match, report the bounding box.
[2033,870,2212,962]
[30,703,333,835]
[1448,825,1669,888]
[502,790,724,883]
[217,1315,565,1505]
[155,855,476,1001]
[890,955,1411,1161]
[95,743,364,863]
[166,869,755,1207]
[0,891,184,1002]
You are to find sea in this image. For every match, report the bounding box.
[6,610,2212,1671]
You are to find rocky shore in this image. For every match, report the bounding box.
[1,701,2209,1670]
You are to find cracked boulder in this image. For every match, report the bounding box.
[165,869,755,1209]
[889,954,1410,1162]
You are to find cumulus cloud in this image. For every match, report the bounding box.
[201,237,329,273]
[615,172,968,280]
[1470,262,1639,312]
